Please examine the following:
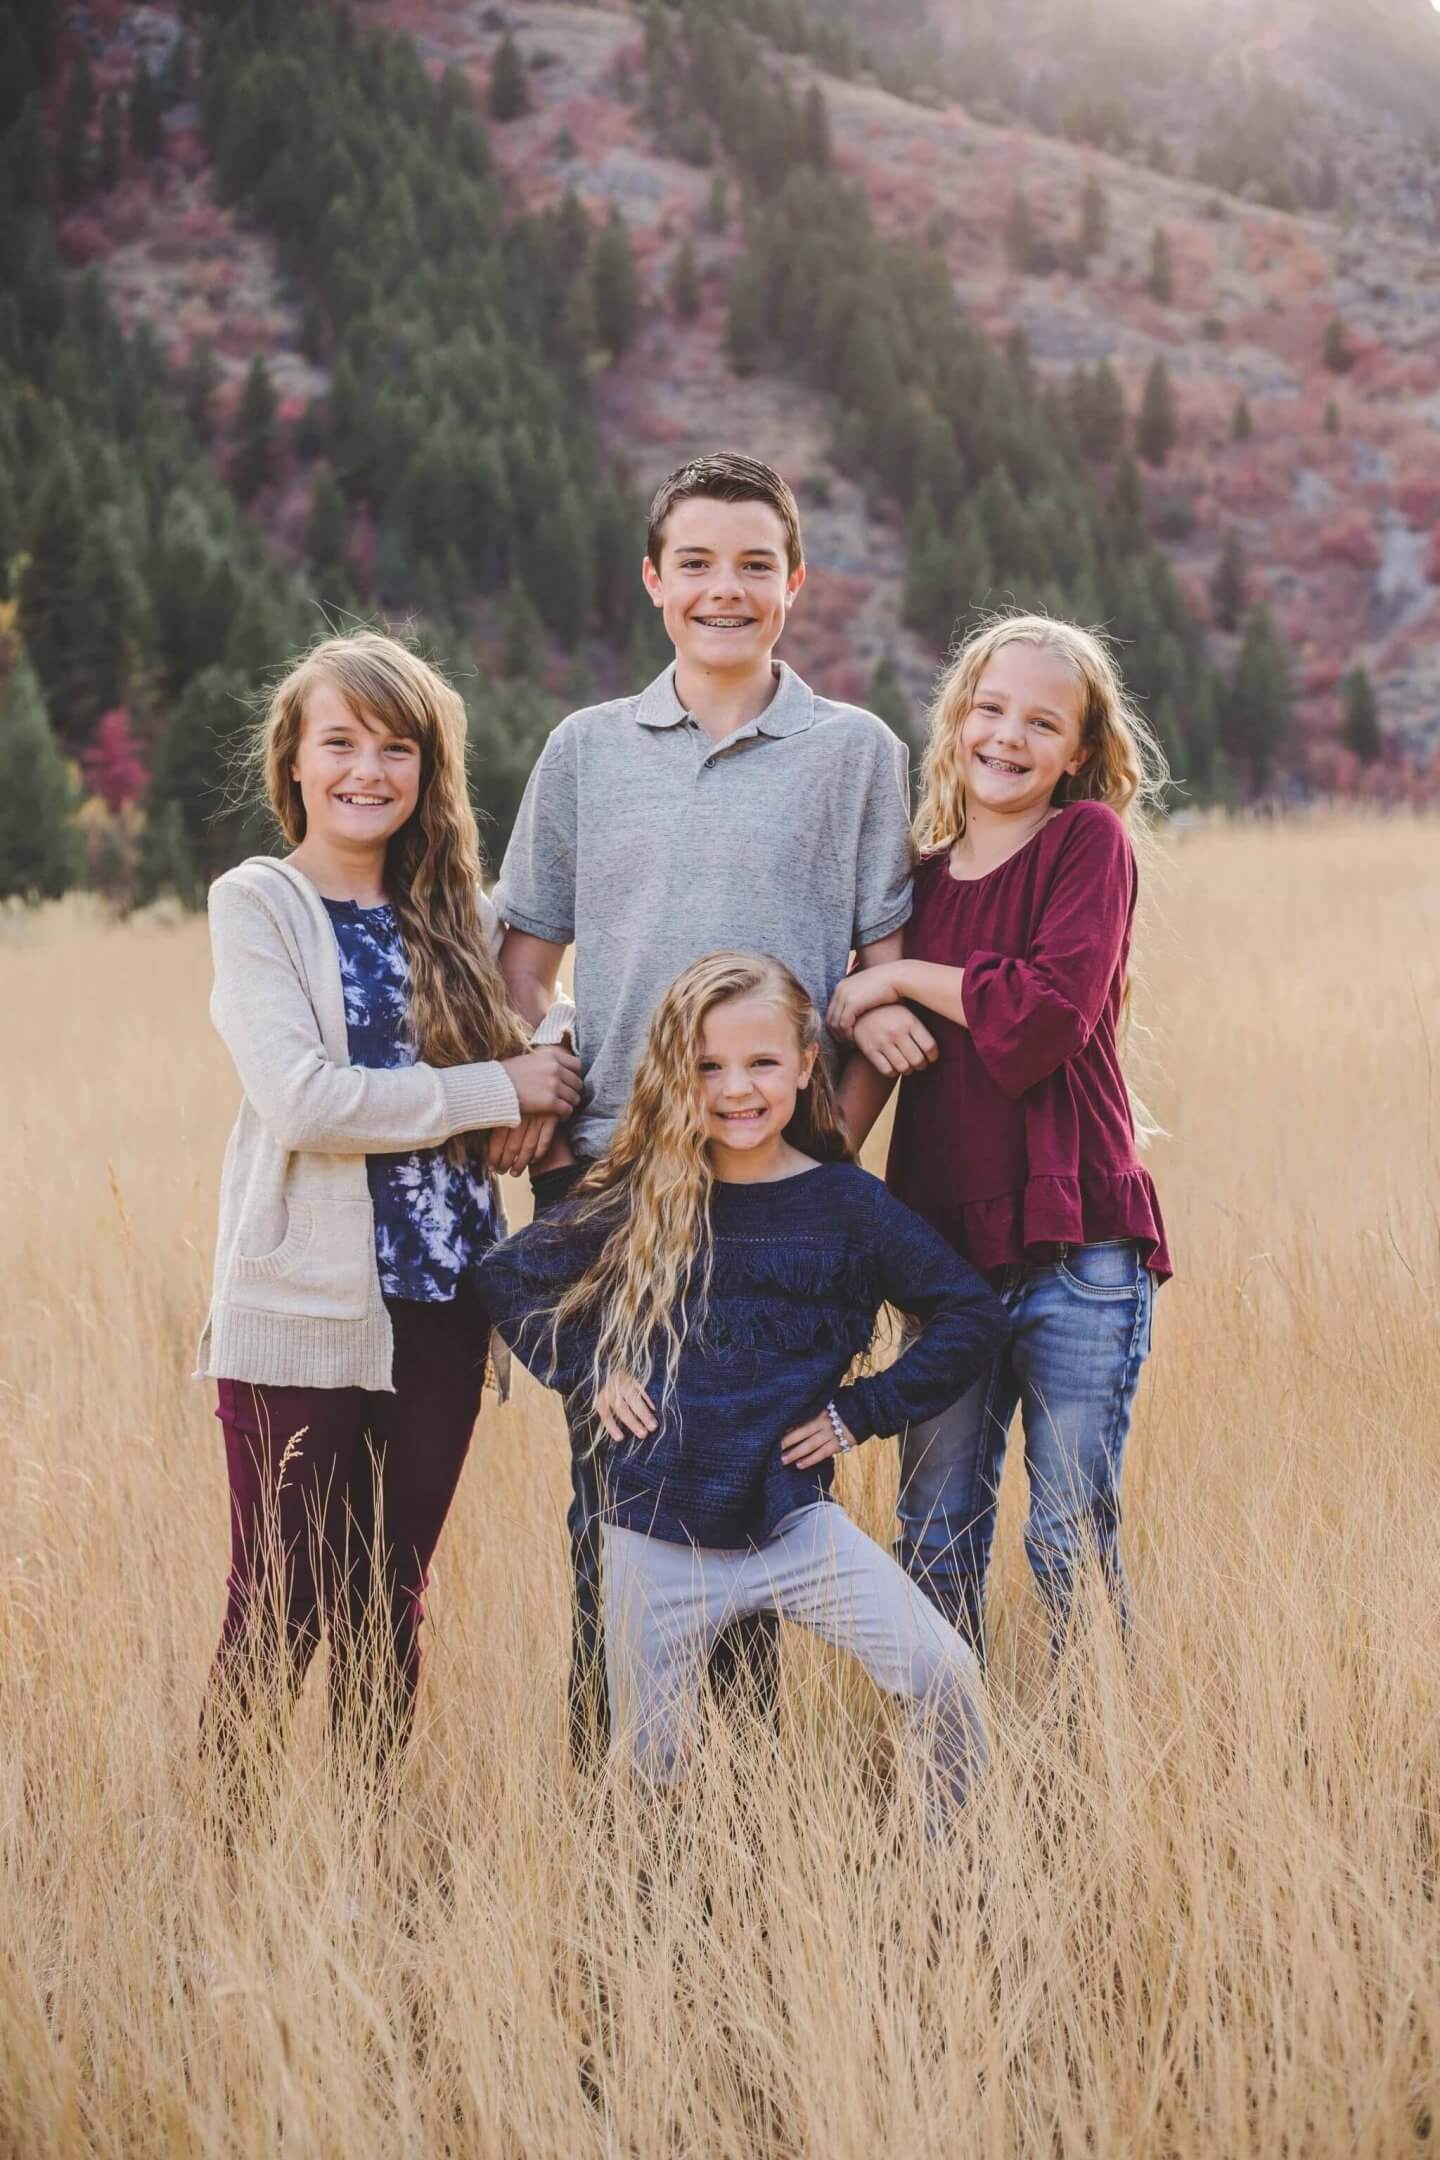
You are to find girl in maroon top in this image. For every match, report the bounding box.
[832,614,1170,1657]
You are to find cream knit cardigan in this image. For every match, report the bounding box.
[194,855,573,1393]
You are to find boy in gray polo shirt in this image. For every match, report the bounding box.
[491,451,935,1754]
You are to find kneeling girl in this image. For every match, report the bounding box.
[478,952,1010,1818]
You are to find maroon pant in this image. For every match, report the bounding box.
[208,1293,488,1742]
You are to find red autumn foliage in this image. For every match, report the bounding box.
[81,710,148,813]
[1315,509,1381,571]
[57,214,112,267]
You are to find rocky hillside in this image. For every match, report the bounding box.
[10,0,1440,915]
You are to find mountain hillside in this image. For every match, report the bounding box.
[5,0,1440,906]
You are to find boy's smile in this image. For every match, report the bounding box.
[642,498,805,682]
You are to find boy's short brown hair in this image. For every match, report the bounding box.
[646,452,804,574]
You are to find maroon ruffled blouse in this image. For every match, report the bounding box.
[886,800,1171,1282]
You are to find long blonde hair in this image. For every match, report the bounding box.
[548,952,851,1420]
[261,632,530,1087]
[913,611,1168,852]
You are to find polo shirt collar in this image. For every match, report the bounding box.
[633,663,816,740]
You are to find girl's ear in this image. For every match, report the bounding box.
[796,1044,818,1090]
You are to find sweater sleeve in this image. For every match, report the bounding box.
[961,806,1135,1100]
[830,1184,1010,1444]
[208,880,522,1154]
[474,1215,601,1398]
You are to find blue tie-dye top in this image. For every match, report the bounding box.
[323,898,497,1302]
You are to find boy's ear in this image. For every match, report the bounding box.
[641,553,665,609]
[784,561,807,609]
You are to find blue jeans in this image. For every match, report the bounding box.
[896,1241,1156,1658]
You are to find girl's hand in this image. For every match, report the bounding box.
[827,965,899,1039]
[595,1372,657,1443]
[501,1044,583,1118]
[853,1004,938,1077]
[488,1114,556,1177]
[780,1407,858,1469]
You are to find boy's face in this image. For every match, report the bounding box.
[642,498,805,675]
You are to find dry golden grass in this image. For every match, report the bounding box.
[2,815,1438,2158]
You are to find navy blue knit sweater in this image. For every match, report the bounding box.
[476,1161,1010,1547]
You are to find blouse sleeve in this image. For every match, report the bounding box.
[830,1185,1010,1444]
[961,806,1135,1100]
[208,881,521,1153]
[475,1213,602,1399]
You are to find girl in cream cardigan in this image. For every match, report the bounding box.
[199,632,576,1755]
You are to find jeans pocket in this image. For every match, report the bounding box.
[1056,1240,1143,1302]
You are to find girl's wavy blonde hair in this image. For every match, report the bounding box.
[260,633,529,1110]
[914,611,1169,852]
[548,951,852,1422]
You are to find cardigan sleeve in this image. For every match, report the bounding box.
[208,880,522,1154]
[475,1213,603,1398]
[960,805,1135,1100]
[830,1185,1010,1444]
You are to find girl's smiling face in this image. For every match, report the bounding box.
[290,680,422,850]
[697,994,816,1161]
[959,643,1090,818]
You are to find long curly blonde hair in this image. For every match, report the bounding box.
[549,952,852,1420]
[261,633,530,1099]
[913,611,1169,852]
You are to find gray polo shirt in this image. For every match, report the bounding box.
[493,661,914,1159]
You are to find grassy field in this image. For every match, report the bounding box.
[2,815,1438,2158]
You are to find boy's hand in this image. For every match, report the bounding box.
[853,1004,938,1077]
[781,1408,858,1469]
[827,964,900,1037]
[595,1372,657,1443]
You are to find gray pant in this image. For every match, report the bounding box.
[601,1502,989,1822]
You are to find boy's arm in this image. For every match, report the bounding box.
[837,1052,896,1151]
[847,927,938,1080]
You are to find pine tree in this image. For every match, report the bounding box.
[1136,357,1178,466]
[488,32,530,122]
[129,60,165,161]
[867,654,914,748]
[1226,604,1291,789]
[57,51,97,201]
[1090,359,1128,461]
[0,659,80,902]
[1210,527,1247,632]
[726,264,766,375]
[1078,170,1108,258]
[1323,397,1341,436]
[1148,225,1173,303]
[1340,664,1381,763]
[231,355,278,501]
[705,174,728,233]
[98,88,122,191]
[802,84,832,171]
[592,206,640,356]
[1323,316,1353,373]
[69,506,150,733]
[17,444,87,728]
[669,238,701,320]
[1004,187,1037,273]
[184,337,220,441]
[501,578,545,677]
[304,466,351,585]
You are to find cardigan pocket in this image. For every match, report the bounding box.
[229,1198,375,1322]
